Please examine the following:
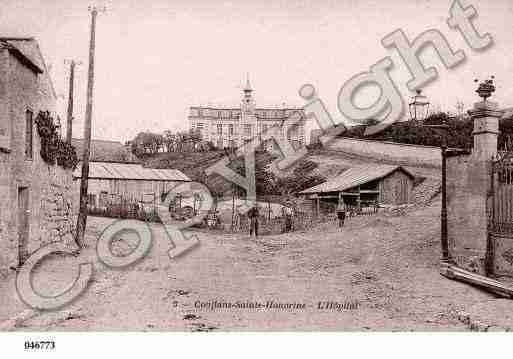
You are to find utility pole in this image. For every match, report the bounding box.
[64,60,81,143]
[75,5,105,247]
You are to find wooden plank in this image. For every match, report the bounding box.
[441,264,513,298]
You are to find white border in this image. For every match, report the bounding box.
[1,332,510,359]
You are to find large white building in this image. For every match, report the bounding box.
[188,78,306,152]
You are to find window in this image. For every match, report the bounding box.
[98,191,108,207]
[288,124,299,140]
[262,124,268,134]
[217,124,222,135]
[87,194,97,207]
[217,139,223,149]
[244,124,251,136]
[25,110,33,159]
[228,124,234,136]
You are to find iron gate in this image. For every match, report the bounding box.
[488,151,513,276]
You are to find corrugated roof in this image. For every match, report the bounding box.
[299,164,413,194]
[73,162,191,182]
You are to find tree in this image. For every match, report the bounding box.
[274,160,325,195]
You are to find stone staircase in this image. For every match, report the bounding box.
[412,177,442,206]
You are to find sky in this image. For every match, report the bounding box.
[1,0,513,142]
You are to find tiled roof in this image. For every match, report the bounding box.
[73,161,191,182]
[299,164,414,194]
[0,38,43,74]
[0,37,57,99]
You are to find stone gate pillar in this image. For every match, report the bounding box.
[447,79,502,274]
[469,100,501,161]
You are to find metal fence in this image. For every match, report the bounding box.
[87,193,161,222]
[228,209,345,235]
[86,192,379,233]
[346,203,379,217]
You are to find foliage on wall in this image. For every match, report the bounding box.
[35,111,79,170]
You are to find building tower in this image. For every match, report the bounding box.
[241,73,255,114]
[240,74,257,145]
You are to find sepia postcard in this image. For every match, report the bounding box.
[1,1,513,353]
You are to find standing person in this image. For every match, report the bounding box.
[283,201,294,233]
[336,198,347,228]
[248,204,259,237]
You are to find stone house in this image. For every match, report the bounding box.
[298,164,415,214]
[0,38,77,274]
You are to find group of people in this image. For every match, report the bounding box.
[245,201,295,238]
[245,198,348,238]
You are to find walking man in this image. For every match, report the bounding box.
[248,204,259,237]
[336,198,347,228]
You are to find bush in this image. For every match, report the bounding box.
[35,111,79,169]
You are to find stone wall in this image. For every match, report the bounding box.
[36,166,78,253]
[0,43,78,276]
[325,137,442,169]
[447,153,490,274]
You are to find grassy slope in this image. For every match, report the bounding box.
[141,150,278,196]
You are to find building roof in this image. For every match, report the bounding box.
[72,138,139,163]
[189,107,305,121]
[73,161,191,182]
[299,164,414,195]
[0,37,56,98]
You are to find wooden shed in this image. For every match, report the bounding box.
[298,164,415,214]
[73,161,191,208]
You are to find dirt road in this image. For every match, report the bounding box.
[1,201,493,331]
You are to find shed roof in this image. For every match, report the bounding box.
[73,161,191,182]
[299,164,414,195]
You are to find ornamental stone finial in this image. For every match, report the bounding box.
[474,76,495,101]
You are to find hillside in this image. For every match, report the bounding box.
[139,145,440,207]
[343,114,513,150]
[142,150,281,197]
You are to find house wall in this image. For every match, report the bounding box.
[0,48,77,275]
[379,170,413,205]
